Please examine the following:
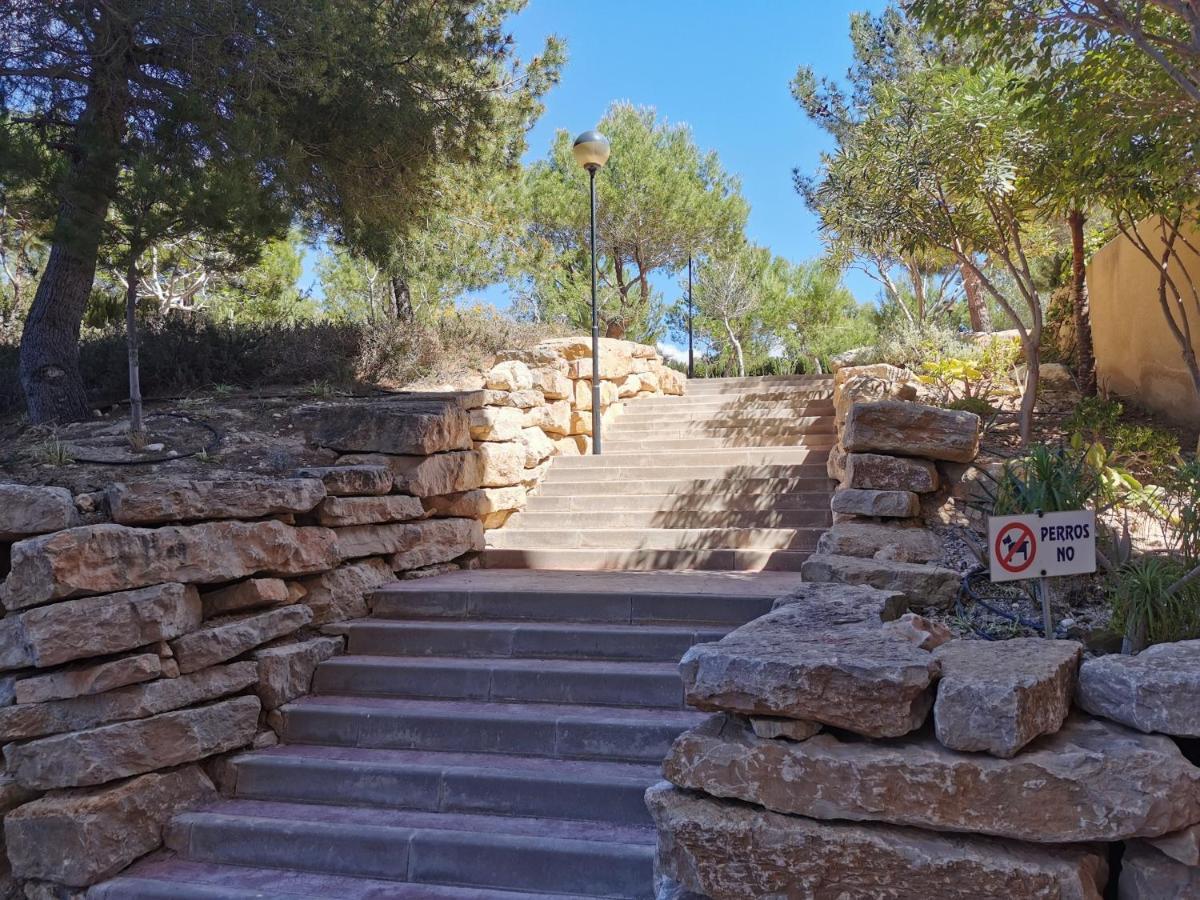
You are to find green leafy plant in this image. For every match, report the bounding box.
[1109,556,1200,652]
[986,445,1105,516]
[1065,397,1181,475]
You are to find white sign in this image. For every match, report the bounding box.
[987,510,1097,583]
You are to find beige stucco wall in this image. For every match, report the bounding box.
[1088,222,1200,427]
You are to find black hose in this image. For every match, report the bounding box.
[956,565,1068,639]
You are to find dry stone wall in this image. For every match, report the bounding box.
[0,336,682,897]
[654,583,1200,899]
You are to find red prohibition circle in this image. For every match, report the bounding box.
[994,522,1037,574]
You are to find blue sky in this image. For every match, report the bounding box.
[305,0,888,314]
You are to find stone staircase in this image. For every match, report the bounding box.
[485,375,837,572]
[92,375,836,899]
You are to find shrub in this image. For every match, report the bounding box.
[1109,555,1200,651]
[1065,397,1180,475]
[870,321,976,370]
[985,444,1106,516]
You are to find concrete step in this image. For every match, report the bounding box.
[533,475,833,495]
[281,695,706,762]
[480,547,812,572]
[525,490,832,510]
[616,406,834,424]
[487,526,822,552]
[621,393,832,411]
[683,375,833,387]
[345,619,728,661]
[549,447,830,469]
[508,509,831,529]
[91,856,592,899]
[165,801,655,897]
[368,570,787,624]
[602,433,834,451]
[313,656,686,708]
[608,416,834,435]
[233,745,661,825]
[547,465,835,487]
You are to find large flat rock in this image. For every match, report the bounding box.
[681,584,938,738]
[14,653,161,704]
[663,712,1200,843]
[5,695,261,790]
[0,483,78,540]
[312,494,424,527]
[646,782,1108,900]
[831,488,920,518]
[0,583,202,671]
[1,521,339,610]
[800,553,961,609]
[815,522,943,564]
[0,662,257,742]
[295,557,395,624]
[845,453,939,493]
[169,604,313,674]
[934,638,1082,757]
[105,477,325,525]
[293,464,394,496]
[339,450,483,497]
[843,400,981,463]
[5,764,215,887]
[300,399,471,455]
[1076,640,1200,736]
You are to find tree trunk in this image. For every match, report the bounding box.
[1068,209,1097,395]
[389,275,413,321]
[125,248,145,437]
[18,9,130,423]
[722,317,745,377]
[961,263,992,332]
[1018,335,1040,446]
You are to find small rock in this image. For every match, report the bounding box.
[749,716,821,742]
[200,577,290,618]
[293,465,393,496]
[0,483,77,540]
[484,360,534,391]
[253,635,343,709]
[424,487,526,519]
[475,441,526,487]
[1147,823,1200,866]
[880,612,953,650]
[800,553,961,610]
[169,604,313,674]
[312,494,424,527]
[339,451,482,498]
[934,638,1082,757]
[296,558,394,625]
[1120,841,1200,899]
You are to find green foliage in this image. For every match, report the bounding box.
[868,321,974,369]
[919,335,1020,407]
[1161,461,1200,567]
[988,445,1106,516]
[1065,398,1181,475]
[515,102,749,341]
[1109,556,1200,651]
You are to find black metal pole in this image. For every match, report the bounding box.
[589,166,602,455]
[687,254,694,379]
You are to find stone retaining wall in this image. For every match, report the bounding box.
[653,583,1200,899]
[0,336,682,897]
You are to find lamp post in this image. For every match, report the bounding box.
[572,129,611,455]
[687,254,694,379]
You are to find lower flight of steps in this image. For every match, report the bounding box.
[485,374,837,572]
[91,570,800,900]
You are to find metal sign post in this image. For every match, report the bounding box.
[987,509,1097,637]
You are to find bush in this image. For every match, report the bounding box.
[1065,397,1180,475]
[0,306,564,417]
[1109,555,1200,650]
[870,321,976,370]
[985,444,1106,516]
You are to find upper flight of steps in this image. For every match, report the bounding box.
[485,374,837,572]
[91,570,795,900]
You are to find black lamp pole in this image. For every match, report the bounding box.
[687,254,694,379]
[588,165,602,455]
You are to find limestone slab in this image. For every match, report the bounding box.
[200,578,290,618]
[296,558,394,625]
[831,488,920,518]
[800,553,961,609]
[6,695,261,790]
[169,604,313,674]
[300,399,471,455]
[1,521,339,610]
[1076,640,1200,736]
[14,653,161,705]
[815,522,943,564]
[293,464,393,496]
[253,635,343,709]
[468,406,524,441]
[475,441,526,487]
[0,583,202,671]
[484,360,534,391]
[845,453,939,493]
[105,477,325,525]
[0,662,257,742]
[388,517,484,570]
[338,451,482,498]
[424,486,526,519]
[681,584,936,738]
[646,782,1108,900]
[843,400,981,463]
[1119,842,1200,899]
[313,494,424,527]
[4,765,216,886]
[934,638,1081,757]
[0,483,77,540]
[664,712,1200,843]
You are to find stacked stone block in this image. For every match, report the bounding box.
[651,583,1200,898]
[0,336,681,896]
